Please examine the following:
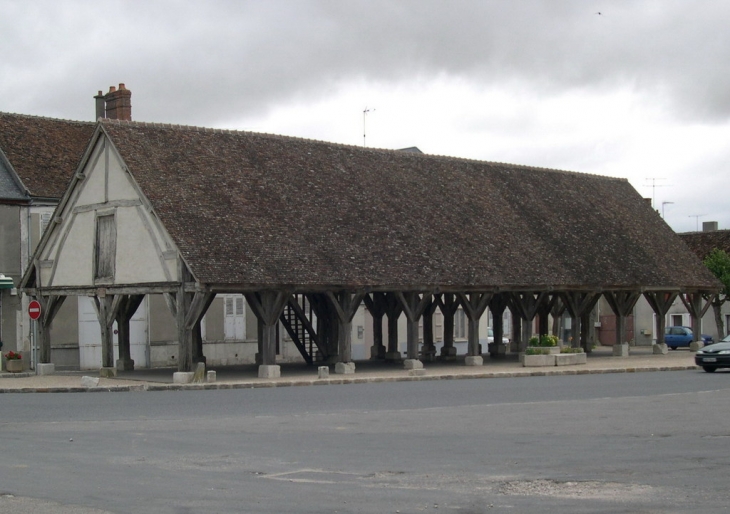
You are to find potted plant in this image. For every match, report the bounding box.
[522,346,555,367]
[4,350,23,373]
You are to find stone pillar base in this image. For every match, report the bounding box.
[206,370,217,383]
[99,367,117,378]
[653,343,669,355]
[370,345,386,359]
[613,343,630,357]
[465,355,483,366]
[440,346,457,361]
[385,351,402,361]
[258,365,281,378]
[116,358,135,371]
[689,341,705,352]
[335,362,356,374]
[318,366,330,379]
[403,359,423,370]
[173,371,194,383]
[420,346,437,362]
[36,363,55,375]
[488,342,507,357]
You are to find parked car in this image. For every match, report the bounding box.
[487,328,509,344]
[664,326,713,350]
[694,336,730,372]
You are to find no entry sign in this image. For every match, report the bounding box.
[28,300,42,320]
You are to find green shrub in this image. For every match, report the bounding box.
[560,347,584,354]
[525,347,550,355]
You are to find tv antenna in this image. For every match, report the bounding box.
[688,214,706,232]
[363,107,375,147]
[644,178,668,209]
[661,201,673,219]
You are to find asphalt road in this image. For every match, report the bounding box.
[1,369,729,513]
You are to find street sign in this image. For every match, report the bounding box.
[28,300,42,320]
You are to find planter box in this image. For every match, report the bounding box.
[5,359,23,373]
[555,352,587,366]
[522,354,556,367]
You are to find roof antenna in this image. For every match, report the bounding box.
[363,107,375,147]
[688,214,706,232]
[644,177,666,209]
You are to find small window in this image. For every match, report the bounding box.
[94,214,116,280]
[454,308,467,339]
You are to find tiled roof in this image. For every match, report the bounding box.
[100,119,720,292]
[679,230,730,261]
[0,113,95,199]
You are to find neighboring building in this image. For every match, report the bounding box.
[0,112,96,365]
[20,117,719,378]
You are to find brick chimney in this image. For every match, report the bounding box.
[94,83,132,121]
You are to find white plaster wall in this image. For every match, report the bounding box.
[43,212,95,286]
[115,207,172,283]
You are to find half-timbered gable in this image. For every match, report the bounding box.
[35,131,178,289]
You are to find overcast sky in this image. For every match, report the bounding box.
[1,0,728,233]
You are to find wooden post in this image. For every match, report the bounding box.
[679,292,714,344]
[643,291,679,353]
[489,293,509,352]
[35,295,67,364]
[115,295,144,371]
[363,293,387,359]
[457,292,492,360]
[421,297,438,362]
[246,291,288,375]
[326,291,365,364]
[396,292,432,365]
[384,293,403,360]
[437,294,460,360]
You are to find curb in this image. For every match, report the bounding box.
[0,364,701,394]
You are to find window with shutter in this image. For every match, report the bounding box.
[95,214,116,280]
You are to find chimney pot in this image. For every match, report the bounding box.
[703,221,719,232]
[96,83,132,121]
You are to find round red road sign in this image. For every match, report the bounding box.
[28,300,42,320]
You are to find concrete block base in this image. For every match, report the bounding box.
[206,371,217,383]
[689,341,705,352]
[335,362,356,374]
[258,365,281,379]
[465,355,483,366]
[613,343,630,357]
[384,351,402,361]
[408,368,427,376]
[173,371,194,384]
[99,367,117,378]
[36,363,55,376]
[522,354,556,367]
[116,358,135,371]
[81,376,100,388]
[318,366,330,379]
[403,359,423,370]
[653,343,669,355]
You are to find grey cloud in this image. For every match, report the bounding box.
[1,0,729,124]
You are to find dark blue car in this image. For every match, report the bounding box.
[664,326,713,349]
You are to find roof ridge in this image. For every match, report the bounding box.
[0,111,94,126]
[101,118,626,182]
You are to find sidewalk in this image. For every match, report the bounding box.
[0,345,702,393]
